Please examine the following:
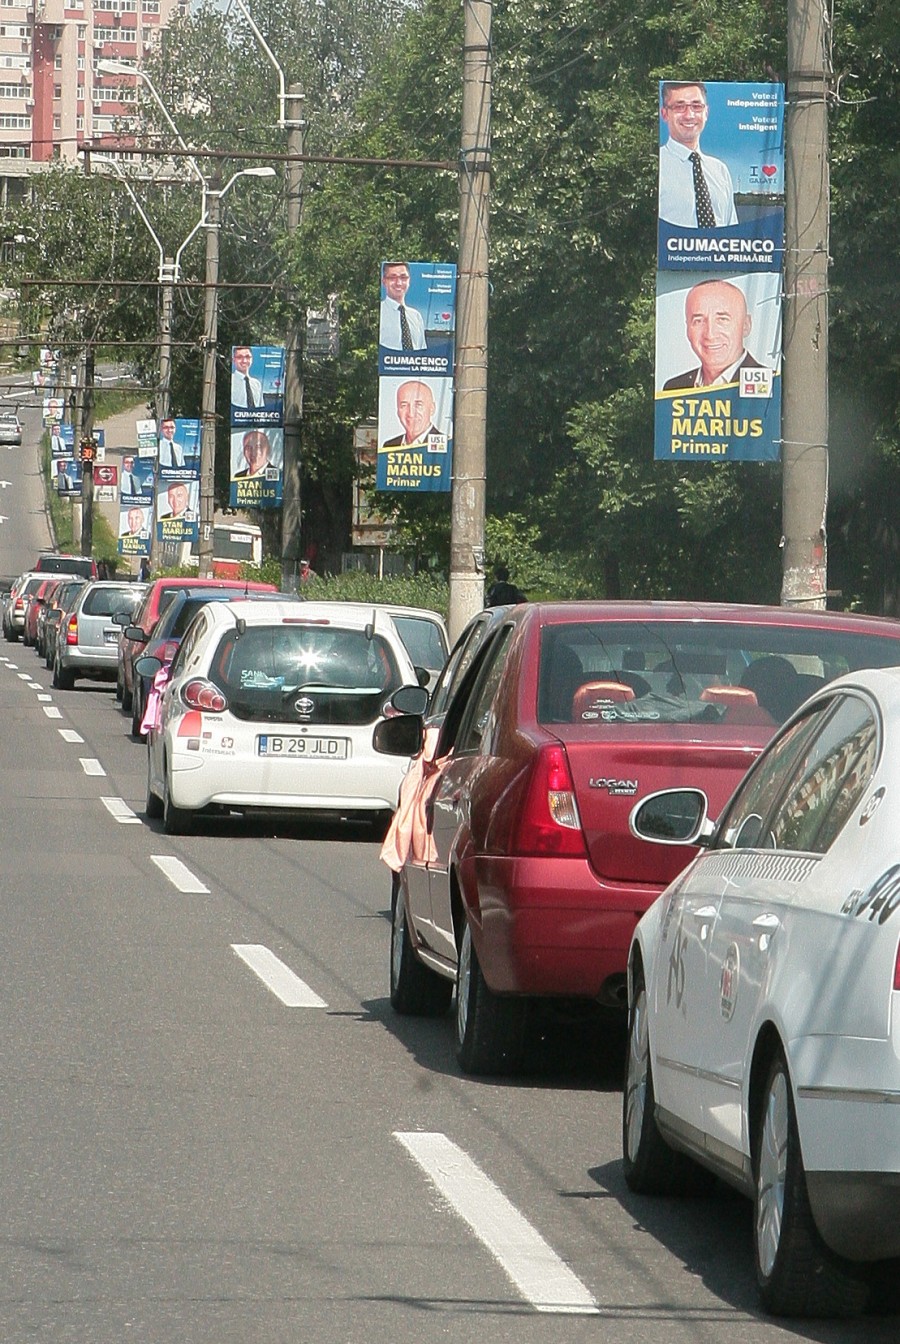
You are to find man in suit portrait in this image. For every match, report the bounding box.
[381,380,444,448]
[159,481,197,521]
[658,81,738,228]
[55,460,75,492]
[379,262,426,351]
[231,347,263,410]
[120,455,141,496]
[663,279,766,391]
[234,429,273,478]
[158,417,184,468]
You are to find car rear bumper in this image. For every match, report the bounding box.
[469,853,660,1000]
[59,646,119,675]
[169,741,406,813]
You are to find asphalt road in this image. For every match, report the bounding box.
[1,405,897,1342]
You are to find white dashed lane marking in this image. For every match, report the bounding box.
[101,796,141,824]
[42,706,63,719]
[394,1132,599,1316]
[38,693,52,702]
[79,758,106,777]
[151,855,210,894]
[59,728,84,743]
[231,944,328,1008]
[27,681,41,689]
[17,672,30,680]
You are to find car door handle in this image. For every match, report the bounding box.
[692,905,717,919]
[752,913,781,930]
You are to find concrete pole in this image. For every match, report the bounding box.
[281,83,306,592]
[448,0,491,644]
[79,346,95,557]
[198,186,220,579]
[781,0,831,608]
[149,260,174,572]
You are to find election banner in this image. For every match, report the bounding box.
[156,479,199,544]
[378,261,456,378]
[54,458,82,497]
[119,453,155,507]
[136,418,157,459]
[658,81,784,273]
[50,423,73,458]
[376,261,456,494]
[230,344,285,428]
[230,427,284,509]
[118,502,153,558]
[376,376,453,492]
[157,417,200,482]
[654,271,782,462]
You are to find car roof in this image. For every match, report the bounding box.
[147,575,277,592]
[519,599,900,635]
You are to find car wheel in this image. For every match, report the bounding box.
[622,970,711,1195]
[131,682,145,738]
[145,751,163,820]
[121,675,133,713]
[115,669,123,703]
[455,921,526,1075]
[390,875,453,1016]
[162,762,193,836]
[53,656,75,690]
[5,625,18,642]
[753,1051,868,1317]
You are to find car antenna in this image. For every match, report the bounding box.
[236,616,246,639]
[365,610,375,642]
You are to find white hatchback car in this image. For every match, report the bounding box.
[623,667,900,1317]
[144,600,425,834]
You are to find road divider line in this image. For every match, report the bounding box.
[151,855,210,894]
[231,944,327,1008]
[394,1132,598,1316]
[42,706,63,719]
[5,662,17,668]
[100,796,141,824]
[38,693,52,702]
[17,672,30,680]
[79,758,106,777]
[59,728,84,743]
[27,681,41,689]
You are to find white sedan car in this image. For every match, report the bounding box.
[623,667,900,1318]
[144,600,426,835]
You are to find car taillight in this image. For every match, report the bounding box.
[65,615,78,645]
[14,598,24,613]
[512,744,587,857]
[181,678,227,712]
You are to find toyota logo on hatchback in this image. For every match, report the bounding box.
[294,696,315,717]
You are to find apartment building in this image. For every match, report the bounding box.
[0,0,186,202]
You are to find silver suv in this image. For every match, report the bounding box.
[53,581,145,689]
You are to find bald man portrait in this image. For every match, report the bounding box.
[663,279,767,391]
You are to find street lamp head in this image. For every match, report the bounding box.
[97,59,137,76]
[242,167,276,178]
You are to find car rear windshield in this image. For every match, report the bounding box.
[35,555,95,577]
[538,620,900,728]
[209,624,403,725]
[391,615,447,671]
[81,586,142,618]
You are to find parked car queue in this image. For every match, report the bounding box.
[9,561,900,1318]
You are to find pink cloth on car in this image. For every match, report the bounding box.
[380,725,445,872]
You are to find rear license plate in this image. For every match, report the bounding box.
[257,735,349,758]
[104,628,118,644]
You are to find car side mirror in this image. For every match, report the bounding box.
[134,654,163,677]
[414,665,431,689]
[391,684,429,716]
[111,610,130,626]
[124,625,148,643]
[373,715,424,757]
[630,789,713,845]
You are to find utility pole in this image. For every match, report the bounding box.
[79,345,95,557]
[781,0,831,608]
[448,0,492,644]
[198,183,220,579]
[150,258,175,572]
[281,82,306,592]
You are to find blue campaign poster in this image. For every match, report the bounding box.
[378,261,456,378]
[654,271,782,462]
[230,345,285,428]
[229,426,284,509]
[376,376,453,492]
[658,81,784,272]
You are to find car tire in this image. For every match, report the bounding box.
[145,753,163,820]
[53,656,75,690]
[622,970,711,1195]
[753,1050,869,1317]
[5,624,18,642]
[455,921,526,1075]
[390,875,453,1016]
[115,669,123,703]
[121,673,133,714]
[162,762,193,836]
